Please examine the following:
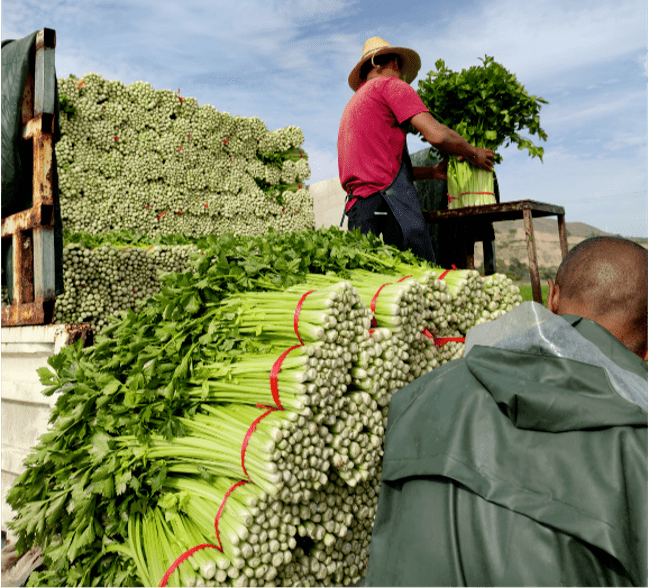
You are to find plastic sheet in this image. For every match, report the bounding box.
[465,301,648,411]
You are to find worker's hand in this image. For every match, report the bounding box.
[458,148,495,172]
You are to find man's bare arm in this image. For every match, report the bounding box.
[410,112,495,172]
[412,163,448,181]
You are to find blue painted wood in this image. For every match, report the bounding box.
[34,31,55,116]
[34,227,55,300]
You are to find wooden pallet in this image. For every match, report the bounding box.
[1,28,57,326]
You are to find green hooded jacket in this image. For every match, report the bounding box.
[364,303,647,587]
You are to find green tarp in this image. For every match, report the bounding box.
[1,30,64,298]
[364,303,647,586]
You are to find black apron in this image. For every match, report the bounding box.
[342,144,436,264]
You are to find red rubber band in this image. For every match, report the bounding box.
[294,290,315,345]
[162,291,318,586]
[438,270,451,280]
[241,406,278,481]
[459,191,495,196]
[434,337,466,345]
[370,283,391,328]
[397,275,412,283]
[270,344,302,410]
[214,480,248,550]
[160,479,249,585]
[159,543,221,587]
[423,329,466,344]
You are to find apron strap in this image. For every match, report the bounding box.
[401,141,414,184]
[340,194,353,228]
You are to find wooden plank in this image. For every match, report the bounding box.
[12,232,33,305]
[1,302,44,326]
[424,200,565,223]
[33,127,54,210]
[22,113,55,141]
[33,228,55,300]
[1,205,53,237]
[523,209,542,304]
[34,29,56,115]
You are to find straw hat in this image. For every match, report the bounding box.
[348,36,421,91]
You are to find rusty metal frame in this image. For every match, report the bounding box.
[424,200,568,304]
[1,28,57,326]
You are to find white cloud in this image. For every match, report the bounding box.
[3,0,645,236]
[285,0,361,21]
[543,89,646,130]
[636,51,648,76]
[496,146,647,234]
[407,0,646,86]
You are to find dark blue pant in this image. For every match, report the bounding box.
[347,161,436,264]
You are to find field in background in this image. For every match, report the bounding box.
[518,284,549,306]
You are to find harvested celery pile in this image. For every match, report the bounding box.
[8,227,522,587]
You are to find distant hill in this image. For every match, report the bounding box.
[474,218,647,279]
[492,218,646,240]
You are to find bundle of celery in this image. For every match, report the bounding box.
[446,149,495,209]
[56,73,313,238]
[483,273,524,315]
[414,56,548,208]
[6,227,528,588]
[439,269,489,333]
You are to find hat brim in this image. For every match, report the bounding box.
[348,46,421,91]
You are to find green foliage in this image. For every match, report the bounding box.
[414,55,548,163]
[505,258,528,282]
[540,266,558,281]
[519,284,549,306]
[58,94,76,119]
[7,227,429,587]
[61,228,209,250]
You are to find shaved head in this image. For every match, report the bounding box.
[548,237,648,358]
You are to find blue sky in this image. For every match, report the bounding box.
[3,0,647,236]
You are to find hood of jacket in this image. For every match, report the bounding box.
[380,303,647,584]
[463,303,647,431]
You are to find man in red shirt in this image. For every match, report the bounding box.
[338,37,495,263]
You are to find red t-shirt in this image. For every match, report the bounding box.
[338,76,429,210]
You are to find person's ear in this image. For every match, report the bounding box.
[546,278,560,314]
[643,346,648,362]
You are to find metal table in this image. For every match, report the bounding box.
[424,200,568,304]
